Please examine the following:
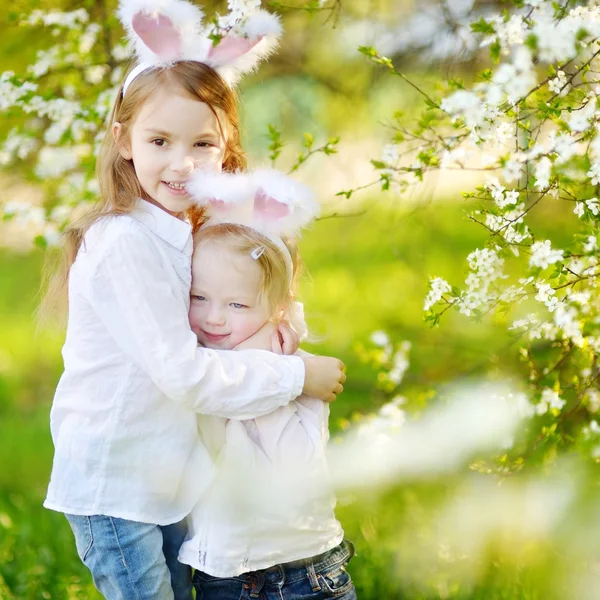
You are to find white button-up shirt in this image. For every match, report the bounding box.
[179,351,344,577]
[44,199,305,525]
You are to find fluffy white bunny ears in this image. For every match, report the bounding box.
[118,0,282,95]
[186,169,320,277]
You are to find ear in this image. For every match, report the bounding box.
[207,34,262,66]
[113,122,132,160]
[131,11,182,60]
[205,11,282,84]
[253,188,290,220]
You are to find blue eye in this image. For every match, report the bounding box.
[191,295,206,302]
[230,303,246,309]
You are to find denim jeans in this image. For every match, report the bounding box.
[65,514,193,600]
[192,539,356,600]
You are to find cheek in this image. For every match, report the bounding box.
[188,304,204,330]
[231,312,267,339]
[194,151,224,170]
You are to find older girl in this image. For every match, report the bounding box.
[43,2,345,598]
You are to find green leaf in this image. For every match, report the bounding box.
[33,235,47,250]
[490,39,501,63]
[358,45,377,58]
[470,17,496,35]
[525,33,538,52]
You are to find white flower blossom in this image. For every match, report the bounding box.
[586,389,600,412]
[534,156,552,189]
[424,277,453,311]
[388,342,411,385]
[586,198,600,216]
[549,70,568,94]
[574,202,585,218]
[24,9,89,29]
[440,90,486,127]
[554,303,584,346]
[371,331,389,347]
[584,236,598,253]
[529,240,564,269]
[569,95,598,132]
[503,159,523,183]
[588,163,600,185]
[536,388,566,415]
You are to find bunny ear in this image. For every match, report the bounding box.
[207,10,282,84]
[250,168,320,235]
[253,189,291,220]
[118,0,205,64]
[207,35,262,66]
[186,169,250,206]
[131,12,181,59]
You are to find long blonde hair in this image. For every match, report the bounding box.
[40,61,246,325]
[193,224,304,333]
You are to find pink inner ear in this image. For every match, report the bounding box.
[132,12,182,59]
[208,34,263,65]
[253,189,290,220]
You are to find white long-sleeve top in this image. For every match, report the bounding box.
[44,199,304,525]
[178,352,344,577]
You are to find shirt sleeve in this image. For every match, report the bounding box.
[242,395,329,466]
[83,223,305,419]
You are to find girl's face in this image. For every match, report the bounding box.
[115,83,226,216]
[189,242,273,349]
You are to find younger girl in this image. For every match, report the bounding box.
[178,169,356,600]
[42,2,345,599]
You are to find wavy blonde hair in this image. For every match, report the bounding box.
[40,61,246,325]
[193,224,304,334]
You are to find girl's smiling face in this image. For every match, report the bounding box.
[114,83,226,215]
[189,241,273,350]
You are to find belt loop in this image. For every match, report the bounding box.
[306,559,321,592]
[248,571,265,598]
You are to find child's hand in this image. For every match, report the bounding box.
[233,321,281,353]
[301,356,346,403]
[277,323,299,355]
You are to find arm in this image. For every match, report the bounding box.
[247,396,329,466]
[86,226,304,419]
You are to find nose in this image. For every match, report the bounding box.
[170,150,195,175]
[205,305,226,327]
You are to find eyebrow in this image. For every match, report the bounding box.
[144,128,220,138]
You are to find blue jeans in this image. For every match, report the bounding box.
[192,539,356,600]
[65,514,193,600]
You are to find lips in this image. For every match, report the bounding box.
[162,181,188,195]
[201,330,230,343]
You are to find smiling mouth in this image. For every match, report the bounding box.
[202,331,230,341]
[164,181,187,190]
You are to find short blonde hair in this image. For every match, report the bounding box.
[193,224,304,333]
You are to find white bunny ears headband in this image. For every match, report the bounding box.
[186,169,320,278]
[118,0,282,95]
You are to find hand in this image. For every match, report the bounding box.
[301,356,346,403]
[232,321,282,353]
[277,322,300,355]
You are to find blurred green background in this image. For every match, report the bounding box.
[0,0,594,598]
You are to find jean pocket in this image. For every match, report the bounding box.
[317,562,354,597]
[65,514,94,562]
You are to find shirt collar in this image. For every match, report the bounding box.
[131,199,192,251]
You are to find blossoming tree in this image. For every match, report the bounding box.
[354,0,600,469]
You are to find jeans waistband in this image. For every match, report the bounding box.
[261,538,355,578]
